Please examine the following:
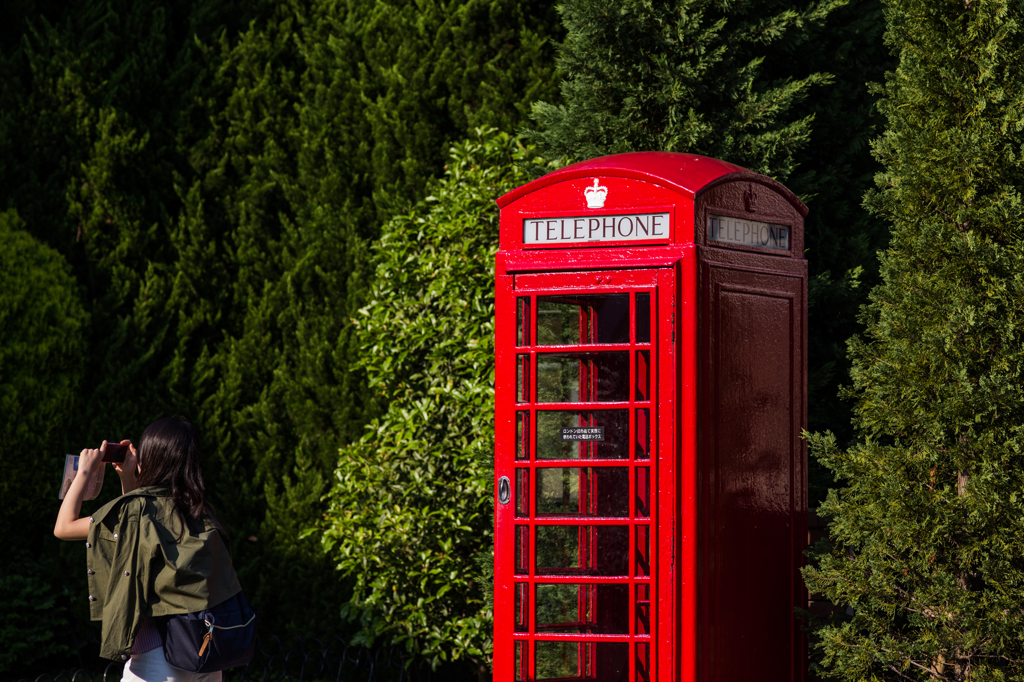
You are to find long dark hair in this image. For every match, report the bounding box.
[135,416,207,528]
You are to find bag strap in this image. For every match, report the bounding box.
[204,614,256,631]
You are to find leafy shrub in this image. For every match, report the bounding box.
[320,129,553,672]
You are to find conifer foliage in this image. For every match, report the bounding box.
[529,0,842,178]
[0,0,560,663]
[527,0,894,506]
[768,0,892,462]
[0,211,88,674]
[804,1,1024,679]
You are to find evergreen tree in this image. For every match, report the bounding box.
[178,0,563,636]
[0,0,258,453]
[755,0,893,500]
[529,0,894,504]
[0,0,562,647]
[0,209,88,549]
[0,3,265,673]
[803,1,1024,679]
[0,210,89,675]
[529,0,842,177]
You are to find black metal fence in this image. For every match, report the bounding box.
[19,635,433,682]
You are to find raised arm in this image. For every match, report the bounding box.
[54,444,106,541]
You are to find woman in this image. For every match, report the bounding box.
[54,417,242,682]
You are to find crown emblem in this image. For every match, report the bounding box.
[584,179,608,209]
[743,184,758,212]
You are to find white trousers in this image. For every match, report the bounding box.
[122,646,223,682]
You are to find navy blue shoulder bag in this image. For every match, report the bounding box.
[157,591,258,673]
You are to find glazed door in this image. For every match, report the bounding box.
[495,268,676,682]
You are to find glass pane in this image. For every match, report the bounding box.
[536,583,591,633]
[635,292,651,344]
[536,641,588,680]
[593,294,629,344]
[536,467,629,517]
[537,354,580,402]
[537,411,581,460]
[597,643,630,682]
[536,410,628,460]
[536,352,629,403]
[636,525,650,577]
[515,641,527,682]
[537,294,629,346]
[636,350,650,401]
[517,297,531,346]
[537,298,584,345]
[594,584,631,636]
[517,355,530,403]
[515,525,529,575]
[536,642,628,682]
[635,408,650,460]
[516,412,530,460]
[515,583,528,633]
[536,583,629,635]
[537,467,579,515]
[536,525,629,576]
[515,469,529,518]
[637,641,651,682]
[636,467,650,518]
[636,584,651,636]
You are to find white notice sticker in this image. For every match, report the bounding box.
[709,214,790,251]
[524,213,670,245]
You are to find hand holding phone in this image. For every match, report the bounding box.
[110,440,139,494]
[101,441,129,463]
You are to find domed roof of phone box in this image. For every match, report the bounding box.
[497,151,807,216]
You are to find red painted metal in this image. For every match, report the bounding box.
[495,153,808,682]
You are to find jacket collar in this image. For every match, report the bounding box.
[91,486,173,526]
[122,485,173,498]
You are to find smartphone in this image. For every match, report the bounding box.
[101,442,129,463]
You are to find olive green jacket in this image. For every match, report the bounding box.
[86,486,241,661]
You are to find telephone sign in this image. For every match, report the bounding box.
[523,212,671,245]
[707,214,790,250]
[494,152,809,682]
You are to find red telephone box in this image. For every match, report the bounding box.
[493,152,808,682]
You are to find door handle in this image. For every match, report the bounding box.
[498,476,511,505]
